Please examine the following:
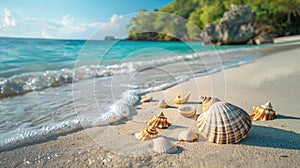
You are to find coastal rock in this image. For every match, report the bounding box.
[254,35,273,44]
[204,4,256,45]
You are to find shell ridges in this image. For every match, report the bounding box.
[135,125,158,141]
[196,101,251,144]
[153,137,178,154]
[200,96,220,112]
[250,101,276,121]
[146,112,171,129]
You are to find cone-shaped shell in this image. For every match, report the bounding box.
[141,96,153,103]
[200,96,220,112]
[157,99,169,108]
[146,112,171,129]
[250,102,276,121]
[135,125,158,141]
[196,101,251,144]
[177,129,198,142]
[173,92,191,104]
[153,137,178,154]
[177,106,196,118]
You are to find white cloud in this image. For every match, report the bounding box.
[62,15,74,26]
[91,14,131,40]
[0,8,20,30]
[0,9,132,40]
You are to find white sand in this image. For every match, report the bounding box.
[0,43,300,167]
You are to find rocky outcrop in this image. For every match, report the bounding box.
[254,35,273,44]
[204,4,256,45]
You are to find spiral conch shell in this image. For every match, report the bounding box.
[146,112,171,129]
[177,129,198,142]
[157,99,169,108]
[135,125,158,141]
[153,137,179,154]
[196,100,251,144]
[250,102,276,121]
[200,96,220,112]
[173,92,191,104]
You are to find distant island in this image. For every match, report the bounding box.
[104,36,117,41]
[127,0,300,45]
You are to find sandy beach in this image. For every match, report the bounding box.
[1,43,300,167]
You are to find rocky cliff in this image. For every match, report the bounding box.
[204,4,256,45]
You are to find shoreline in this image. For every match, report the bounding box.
[1,42,300,167]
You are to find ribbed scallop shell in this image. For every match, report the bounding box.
[177,129,198,142]
[135,125,158,141]
[200,96,220,112]
[173,92,191,104]
[146,112,171,129]
[250,102,276,121]
[153,137,178,154]
[196,101,251,144]
[177,106,196,118]
[157,99,169,108]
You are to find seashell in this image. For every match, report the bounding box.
[200,96,220,112]
[173,92,191,104]
[141,96,153,103]
[146,112,171,129]
[135,125,158,141]
[177,129,198,142]
[250,101,276,121]
[177,106,196,118]
[196,101,251,144]
[153,137,178,154]
[157,99,169,108]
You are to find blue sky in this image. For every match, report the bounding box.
[0,0,173,39]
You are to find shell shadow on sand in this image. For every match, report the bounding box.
[240,125,300,150]
[276,114,300,120]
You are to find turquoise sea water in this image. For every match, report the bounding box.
[0,37,264,150]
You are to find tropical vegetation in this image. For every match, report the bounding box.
[127,0,300,41]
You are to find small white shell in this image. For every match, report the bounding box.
[173,92,191,104]
[157,99,169,108]
[153,137,178,154]
[177,129,198,142]
[177,106,196,118]
[141,96,153,103]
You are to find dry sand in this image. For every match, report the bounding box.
[1,43,300,167]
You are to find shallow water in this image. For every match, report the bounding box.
[0,37,264,151]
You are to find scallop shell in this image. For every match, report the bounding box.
[135,125,158,141]
[177,129,198,142]
[157,99,169,108]
[146,112,171,129]
[173,92,191,104]
[177,106,196,118]
[250,102,276,121]
[196,101,251,144]
[141,96,153,103]
[200,96,220,112]
[153,137,178,154]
